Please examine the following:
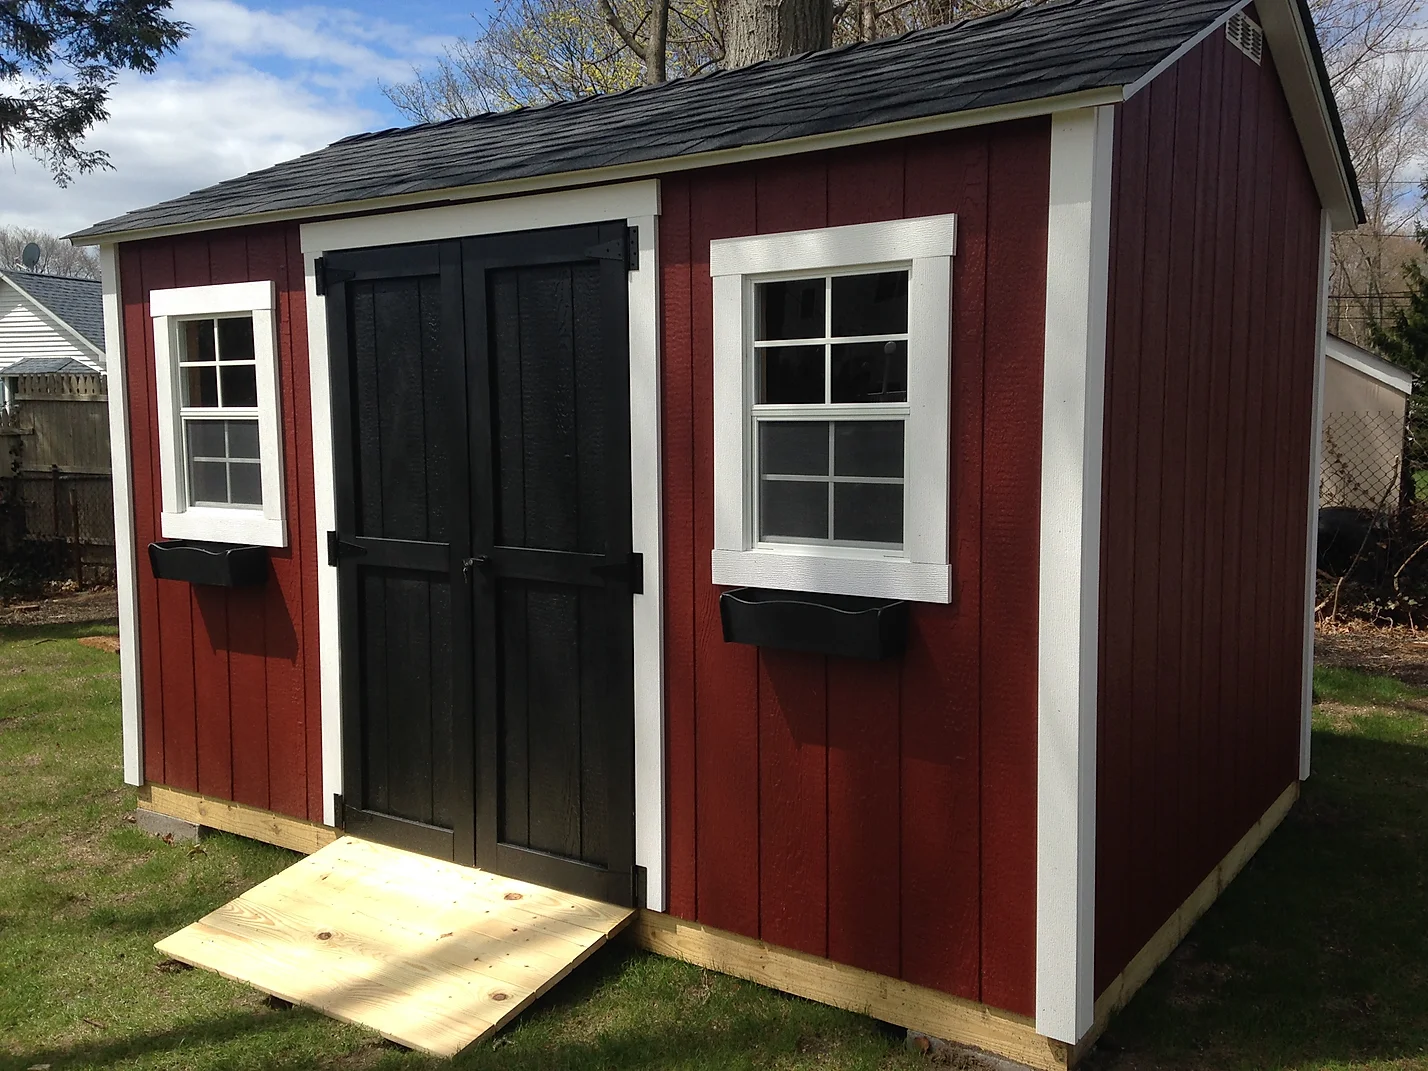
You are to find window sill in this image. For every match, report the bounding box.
[711,548,950,603]
[161,507,287,549]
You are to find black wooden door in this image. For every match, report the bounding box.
[327,224,636,905]
[464,224,637,906]
[327,242,475,865]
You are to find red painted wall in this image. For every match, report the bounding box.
[1094,20,1323,993]
[660,120,1051,1015]
[119,223,323,823]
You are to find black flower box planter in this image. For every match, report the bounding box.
[148,540,269,587]
[719,587,909,660]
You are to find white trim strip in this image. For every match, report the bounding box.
[99,245,144,786]
[150,280,275,317]
[708,215,956,276]
[303,253,342,827]
[1324,332,1413,396]
[76,88,1120,249]
[1121,0,1253,99]
[1302,210,1332,781]
[299,183,667,905]
[1035,104,1114,1045]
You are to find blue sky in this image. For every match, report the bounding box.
[3,0,493,237]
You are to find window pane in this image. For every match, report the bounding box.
[227,420,260,459]
[229,462,263,505]
[834,421,903,477]
[761,479,828,540]
[831,340,907,403]
[217,316,255,361]
[190,460,228,505]
[184,365,219,407]
[187,420,226,459]
[181,319,216,362]
[760,421,828,476]
[756,278,824,341]
[220,365,258,407]
[758,345,824,404]
[834,482,903,544]
[830,271,908,336]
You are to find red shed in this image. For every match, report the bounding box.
[71,0,1361,1062]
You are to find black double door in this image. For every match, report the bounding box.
[326,223,637,905]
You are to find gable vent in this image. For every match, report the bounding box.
[1226,12,1264,64]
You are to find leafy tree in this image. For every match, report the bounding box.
[0,227,99,278]
[385,0,1017,120]
[2,0,188,184]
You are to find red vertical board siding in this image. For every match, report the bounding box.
[977,121,1048,1017]
[119,222,317,821]
[754,157,831,958]
[661,174,699,921]
[663,120,1049,1013]
[690,168,762,938]
[899,131,988,999]
[1095,26,1323,993]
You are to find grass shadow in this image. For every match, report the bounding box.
[1091,727,1428,1070]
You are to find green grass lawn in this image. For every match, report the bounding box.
[5,622,1428,1070]
[0,622,919,1071]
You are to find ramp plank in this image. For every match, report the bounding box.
[155,836,633,1056]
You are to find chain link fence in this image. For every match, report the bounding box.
[0,468,116,585]
[1319,411,1408,513]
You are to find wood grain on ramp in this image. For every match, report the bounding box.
[155,836,634,1056]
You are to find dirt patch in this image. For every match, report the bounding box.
[1315,622,1428,687]
[77,635,121,654]
[0,588,118,627]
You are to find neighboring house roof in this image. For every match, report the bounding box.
[1,356,100,376]
[70,0,1362,244]
[0,271,106,375]
[1325,332,1414,396]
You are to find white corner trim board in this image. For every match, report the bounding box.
[708,214,956,603]
[299,181,667,910]
[1035,105,1114,1045]
[149,279,287,548]
[100,245,144,787]
[1302,210,1332,781]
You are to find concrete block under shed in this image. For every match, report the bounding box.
[134,808,206,844]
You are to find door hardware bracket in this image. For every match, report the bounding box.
[590,552,643,594]
[326,531,367,566]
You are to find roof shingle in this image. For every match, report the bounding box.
[1,271,104,350]
[70,0,1258,240]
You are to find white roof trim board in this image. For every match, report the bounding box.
[1324,332,1414,396]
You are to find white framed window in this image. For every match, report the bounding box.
[710,216,955,603]
[150,281,286,547]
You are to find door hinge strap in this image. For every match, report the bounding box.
[583,227,639,271]
[591,551,643,593]
[332,793,345,827]
[313,257,356,296]
[326,531,367,565]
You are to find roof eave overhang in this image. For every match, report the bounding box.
[70,84,1123,248]
[1253,0,1363,229]
[1325,332,1414,394]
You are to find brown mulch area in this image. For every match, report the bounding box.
[1314,621,1428,687]
[0,588,119,628]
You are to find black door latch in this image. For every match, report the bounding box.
[326,531,367,565]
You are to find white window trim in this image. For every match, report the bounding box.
[150,279,287,547]
[709,215,956,603]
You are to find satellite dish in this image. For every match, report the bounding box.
[20,243,41,271]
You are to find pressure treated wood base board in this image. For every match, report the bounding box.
[630,911,1070,1071]
[137,784,338,856]
[1075,779,1301,1062]
[156,835,635,1056]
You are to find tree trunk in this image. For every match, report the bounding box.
[861,0,877,41]
[645,0,670,83]
[722,0,833,68]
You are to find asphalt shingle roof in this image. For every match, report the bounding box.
[1,271,104,349]
[70,0,1296,241]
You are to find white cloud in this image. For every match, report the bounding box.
[0,1,453,238]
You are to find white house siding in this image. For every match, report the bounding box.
[0,286,96,372]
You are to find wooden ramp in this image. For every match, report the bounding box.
[156,836,634,1056]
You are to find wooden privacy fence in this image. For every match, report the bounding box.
[5,468,115,583]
